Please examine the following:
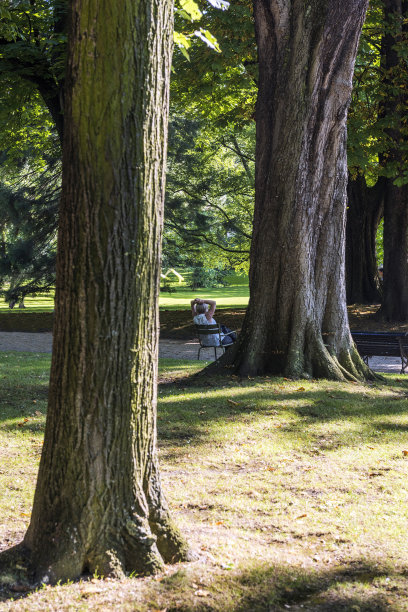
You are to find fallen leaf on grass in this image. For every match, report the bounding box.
[17,418,30,427]
[227,399,239,406]
[195,589,211,597]
[215,521,224,525]
[20,513,30,517]
[35,411,42,416]
[296,387,305,392]
[296,514,307,520]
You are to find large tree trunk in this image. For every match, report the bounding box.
[345,174,383,304]
[382,181,408,320]
[223,0,372,379]
[23,0,188,583]
[377,0,408,322]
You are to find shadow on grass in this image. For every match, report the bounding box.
[0,384,48,431]
[157,374,408,457]
[0,545,399,611]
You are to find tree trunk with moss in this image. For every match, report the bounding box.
[345,174,383,305]
[24,0,188,583]
[224,0,372,380]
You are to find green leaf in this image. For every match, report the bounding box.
[177,0,202,20]
[173,31,191,61]
[193,29,221,53]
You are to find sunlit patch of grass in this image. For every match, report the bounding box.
[159,286,249,310]
[0,292,55,312]
[1,355,408,610]
[0,353,49,548]
[0,281,250,312]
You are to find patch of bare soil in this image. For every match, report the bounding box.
[347,303,408,333]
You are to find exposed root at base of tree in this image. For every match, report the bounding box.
[150,515,193,564]
[202,337,381,382]
[18,514,191,584]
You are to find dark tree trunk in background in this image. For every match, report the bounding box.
[24,0,188,582]
[378,0,408,321]
[382,181,408,320]
[346,174,383,304]
[223,0,372,380]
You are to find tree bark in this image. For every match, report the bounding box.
[24,0,188,582]
[222,0,372,380]
[381,181,408,320]
[345,174,383,304]
[377,0,408,321]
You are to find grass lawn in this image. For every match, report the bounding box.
[0,274,250,313]
[1,354,408,610]
[0,272,250,314]
[0,287,250,313]
[159,284,249,310]
[0,294,55,313]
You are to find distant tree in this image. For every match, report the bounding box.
[0,163,59,306]
[345,174,384,304]
[378,0,408,320]
[0,0,67,142]
[165,117,253,271]
[346,0,408,316]
[346,0,384,304]
[23,0,188,582]
[223,0,372,380]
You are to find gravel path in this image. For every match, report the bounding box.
[0,332,209,361]
[0,331,404,373]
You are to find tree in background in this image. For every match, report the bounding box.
[346,0,385,304]
[222,0,372,380]
[379,0,408,321]
[346,0,408,319]
[0,0,236,300]
[164,116,253,272]
[0,1,64,303]
[0,160,59,306]
[0,0,67,141]
[23,0,188,581]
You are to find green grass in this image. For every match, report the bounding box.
[0,293,55,313]
[0,273,249,312]
[1,354,408,610]
[159,283,249,309]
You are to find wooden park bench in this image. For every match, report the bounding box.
[351,331,408,374]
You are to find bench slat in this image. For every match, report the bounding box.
[351,331,408,373]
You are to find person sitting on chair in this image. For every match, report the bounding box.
[191,298,220,347]
[191,298,234,347]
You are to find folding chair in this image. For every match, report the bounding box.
[194,324,225,360]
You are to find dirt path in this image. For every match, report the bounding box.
[0,331,404,372]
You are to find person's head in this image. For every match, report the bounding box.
[195,303,208,314]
